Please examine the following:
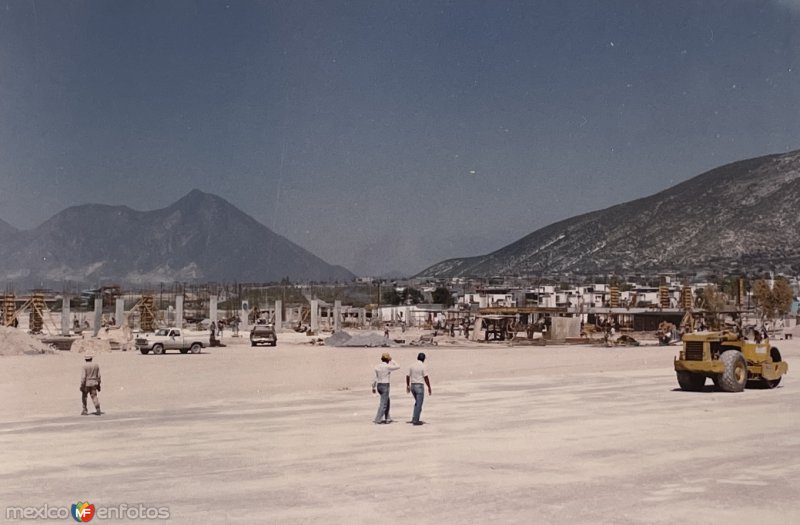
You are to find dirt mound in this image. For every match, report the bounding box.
[70,337,113,355]
[324,331,395,347]
[0,326,58,356]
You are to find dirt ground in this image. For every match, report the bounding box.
[1,331,799,524]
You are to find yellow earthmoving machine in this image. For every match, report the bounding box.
[675,330,788,392]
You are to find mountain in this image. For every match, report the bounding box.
[418,149,800,279]
[0,190,354,286]
[0,218,17,239]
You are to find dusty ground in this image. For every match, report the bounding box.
[1,330,799,524]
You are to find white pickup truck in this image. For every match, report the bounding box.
[136,328,205,355]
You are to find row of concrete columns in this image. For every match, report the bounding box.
[57,295,368,335]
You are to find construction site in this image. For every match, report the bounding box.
[1,275,795,353]
[1,277,797,525]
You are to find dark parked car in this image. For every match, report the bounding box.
[250,324,277,347]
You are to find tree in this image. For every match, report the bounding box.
[383,287,425,306]
[695,285,729,329]
[404,287,425,305]
[752,277,794,322]
[431,286,454,306]
[383,288,402,306]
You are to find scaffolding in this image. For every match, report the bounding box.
[140,294,156,332]
[30,293,45,334]
[3,293,15,327]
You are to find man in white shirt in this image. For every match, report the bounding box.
[372,352,400,424]
[406,352,432,425]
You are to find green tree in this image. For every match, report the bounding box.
[431,286,454,306]
[752,277,794,322]
[384,287,425,306]
[383,288,402,306]
[404,287,425,305]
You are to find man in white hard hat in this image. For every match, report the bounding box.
[80,351,102,416]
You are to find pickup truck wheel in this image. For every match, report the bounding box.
[152,344,165,355]
[677,371,705,391]
[180,348,189,354]
[190,343,202,354]
[251,342,257,347]
[140,348,150,355]
[719,350,747,392]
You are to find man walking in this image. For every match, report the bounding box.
[372,352,400,424]
[80,351,102,416]
[406,352,432,425]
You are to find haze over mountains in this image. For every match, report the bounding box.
[0,190,354,287]
[419,149,800,279]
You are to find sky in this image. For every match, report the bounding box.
[1,0,799,276]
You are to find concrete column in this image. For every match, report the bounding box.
[93,298,102,337]
[61,297,70,336]
[310,299,319,332]
[274,300,283,328]
[240,300,250,332]
[175,295,183,328]
[115,298,125,328]
[209,296,218,325]
[334,300,341,332]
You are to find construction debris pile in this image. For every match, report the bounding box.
[0,326,57,356]
[70,338,113,355]
[324,331,395,348]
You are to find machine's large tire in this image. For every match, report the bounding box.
[152,344,165,355]
[677,371,706,391]
[180,348,189,354]
[719,350,747,392]
[140,348,150,355]
[190,343,202,354]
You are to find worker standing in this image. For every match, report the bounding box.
[406,352,432,425]
[372,352,400,424]
[80,351,102,416]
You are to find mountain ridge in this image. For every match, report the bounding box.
[418,149,800,278]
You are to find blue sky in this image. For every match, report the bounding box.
[1,0,799,275]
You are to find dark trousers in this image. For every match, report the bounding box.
[82,387,100,410]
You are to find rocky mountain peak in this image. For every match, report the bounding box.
[0,192,354,287]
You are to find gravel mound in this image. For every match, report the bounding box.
[0,326,58,356]
[70,337,113,355]
[324,331,395,347]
